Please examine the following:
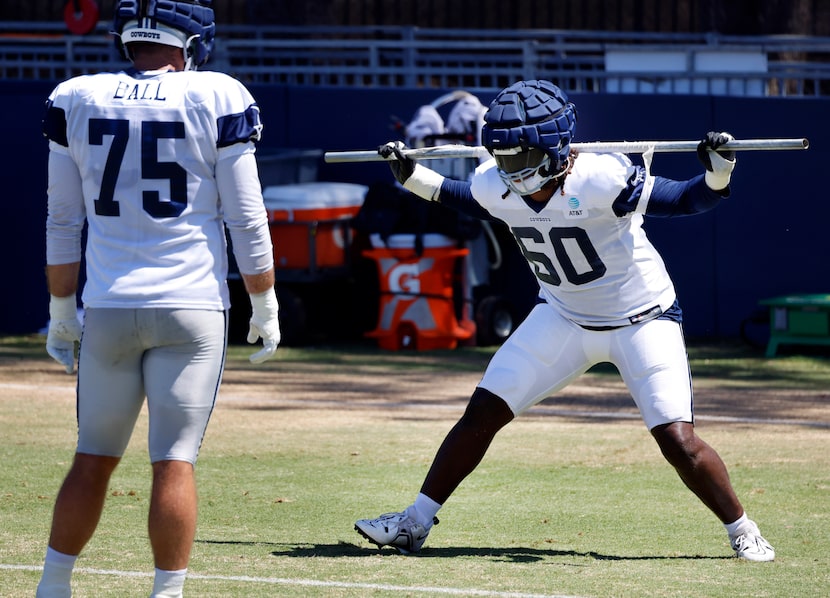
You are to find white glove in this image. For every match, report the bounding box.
[247,288,281,364]
[46,294,82,374]
[697,131,736,191]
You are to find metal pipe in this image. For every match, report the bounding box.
[324,138,810,163]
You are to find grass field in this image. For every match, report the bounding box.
[1,335,829,597]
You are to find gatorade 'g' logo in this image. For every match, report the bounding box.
[389,263,421,295]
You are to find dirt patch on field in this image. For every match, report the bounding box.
[5,346,827,428]
[216,359,830,427]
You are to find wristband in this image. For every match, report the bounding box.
[403,164,445,202]
[249,288,279,317]
[49,294,77,320]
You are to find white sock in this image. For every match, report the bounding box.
[406,493,442,528]
[724,513,751,537]
[150,568,187,598]
[36,546,77,598]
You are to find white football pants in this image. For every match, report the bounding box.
[478,303,692,430]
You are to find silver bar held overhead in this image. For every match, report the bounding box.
[323,138,810,163]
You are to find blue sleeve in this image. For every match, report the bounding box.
[437,178,497,222]
[645,174,728,217]
[611,164,727,218]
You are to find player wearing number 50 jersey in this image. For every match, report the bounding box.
[37,2,280,597]
[355,80,775,562]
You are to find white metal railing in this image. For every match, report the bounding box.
[2,22,830,96]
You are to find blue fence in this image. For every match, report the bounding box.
[3,80,826,340]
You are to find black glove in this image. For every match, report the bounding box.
[697,131,736,190]
[378,141,415,186]
[697,131,736,171]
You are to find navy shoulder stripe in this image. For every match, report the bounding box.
[42,100,68,147]
[611,165,648,217]
[216,104,262,148]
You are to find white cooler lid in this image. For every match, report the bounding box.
[263,182,368,210]
[370,233,457,249]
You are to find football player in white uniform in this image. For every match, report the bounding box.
[355,80,774,562]
[37,2,280,596]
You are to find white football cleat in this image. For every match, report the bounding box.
[355,511,437,554]
[731,522,775,562]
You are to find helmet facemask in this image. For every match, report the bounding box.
[493,147,562,196]
[182,34,202,71]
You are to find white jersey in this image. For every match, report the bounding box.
[470,152,676,327]
[44,68,272,310]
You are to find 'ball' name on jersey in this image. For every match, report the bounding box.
[113,80,167,102]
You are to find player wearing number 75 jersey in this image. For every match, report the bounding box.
[355,79,775,561]
[37,2,280,597]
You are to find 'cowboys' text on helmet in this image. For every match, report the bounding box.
[482,80,577,196]
[113,0,215,70]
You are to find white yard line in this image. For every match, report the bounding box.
[1,563,583,598]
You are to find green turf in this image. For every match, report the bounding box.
[1,336,828,597]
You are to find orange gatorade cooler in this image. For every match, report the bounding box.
[263,182,367,271]
[363,233,475,351]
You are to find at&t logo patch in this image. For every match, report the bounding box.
[564,196,586,219]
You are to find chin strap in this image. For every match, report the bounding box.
[183,34,200,71]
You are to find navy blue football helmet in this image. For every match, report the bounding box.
[113,0,215,70]
[482,80,577,195]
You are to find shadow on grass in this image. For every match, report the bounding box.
[197,539,731,562]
